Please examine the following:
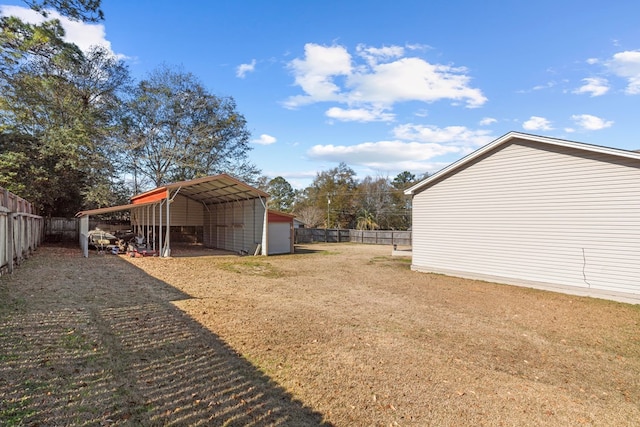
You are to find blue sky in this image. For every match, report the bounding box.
[2,1,640,188]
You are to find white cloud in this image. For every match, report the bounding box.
[479,117,497,126]
[606,50,640,94]
[517,80,565,94]
[522,116,553,131]
[573,77,609,97]
[252,134,277,145]
[284,43,352,107]
[0,5,124,59]
[236,59,256,78]
[356,44,405,66]
[571,114,613,130]
[308,140,462,165]
[392,124,494,146]
[325,107,395,122]
[306,124,494,173]
[284,43,486,113]
[532,81,556,91]
[348,57,486,108]
[405,43,432,52]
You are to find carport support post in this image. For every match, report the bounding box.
[163,193,171,257]
[80,215,89,257]
[145,205,150,247]
[158,200,164,257]
[152,204,156,251]
[258,195,268,255]
[262,203,268,255]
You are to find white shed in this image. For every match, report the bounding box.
[405,132,640,300]
[267,210,295,255]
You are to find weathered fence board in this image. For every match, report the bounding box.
[44,217,78,242]
[295,228,411,246]
[294,228,350,243]
[349,230,412,246]
[1,187,43,275]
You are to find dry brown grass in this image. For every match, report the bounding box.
[1,243,640,426]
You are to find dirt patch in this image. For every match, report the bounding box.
[2,243,640,426]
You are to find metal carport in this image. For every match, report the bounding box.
[76,174,270,258]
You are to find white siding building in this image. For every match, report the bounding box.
[405,132,640,301]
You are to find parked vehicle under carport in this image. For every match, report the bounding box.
[87,229,118,252]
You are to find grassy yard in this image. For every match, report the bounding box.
[1,243,639,426]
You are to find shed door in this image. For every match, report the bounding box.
[268,222,291,254]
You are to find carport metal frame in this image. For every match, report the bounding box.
[76,174,269,258]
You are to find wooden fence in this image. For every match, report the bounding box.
[294,228,411,246]
[1,187,43,275]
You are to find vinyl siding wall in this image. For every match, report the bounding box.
[203,198,265,254]
[411,139,640,294]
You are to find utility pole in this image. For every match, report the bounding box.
[327,195,331,229]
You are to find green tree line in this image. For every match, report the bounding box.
[259,165,424,231]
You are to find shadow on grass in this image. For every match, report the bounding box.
[291,246,337,255]
[0,246,330,426]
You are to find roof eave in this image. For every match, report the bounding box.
[75,200,159,217]
[404,131,640,195]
